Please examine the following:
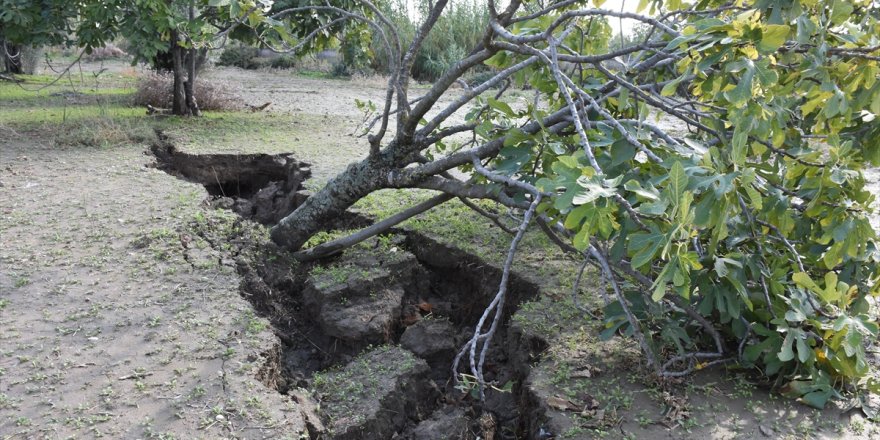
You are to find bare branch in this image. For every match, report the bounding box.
[292,194,453,261]
[458,198,517,234]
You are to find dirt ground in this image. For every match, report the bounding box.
[1,60,879,439]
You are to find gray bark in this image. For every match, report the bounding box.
[170,31,187,116]
[270,159,390,250]
[184,0,200,117]
[2,41,23,74]
[169,28,199,117]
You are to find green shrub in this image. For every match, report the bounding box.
[269,55,297,69]
[368,0,488,82]
[217,46,261,70]
[464,70,499,88]
[331,61,351,78]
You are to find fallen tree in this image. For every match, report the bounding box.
[269,0,880,408]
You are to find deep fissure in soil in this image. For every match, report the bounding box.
[150,144,554,439]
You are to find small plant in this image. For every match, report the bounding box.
[635,412,653,427]
[550,361,572,386]
[454,373,511,399]
[0,393,19,409]
[189,385,206,399]
[245,316,267,335]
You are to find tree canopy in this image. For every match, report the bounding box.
[266,0,880,409]
[0,0,365,113]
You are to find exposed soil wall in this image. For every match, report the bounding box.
[151,144,558,439]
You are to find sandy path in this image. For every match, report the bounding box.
[0,138,306,438]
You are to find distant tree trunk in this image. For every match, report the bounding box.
[167,1,201,117]
[184,47,200,117]
[152,47,206,74]
[170,31,188,115]
[183,0,200,116]
[2,40,23,74]
[168,31,200,116]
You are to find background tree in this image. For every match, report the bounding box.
[0,1,81,74]
[0,0,364,115]
[267,0,880,408]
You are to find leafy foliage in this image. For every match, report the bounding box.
[217,45,263,69]
[458,0,880,407]
[369,0,491,81]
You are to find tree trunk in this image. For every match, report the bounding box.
[170,31,188,116]
[184,47,200,117]
[183,0,200,117]
[270,159,389,250]
[2,41,23,74]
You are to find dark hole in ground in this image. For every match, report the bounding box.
[149,133,311,224]
[150,135,553,438]
[148,132,370,228]
[238,231,548,439]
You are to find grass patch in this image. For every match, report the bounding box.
[311,345,421,424]
[0,104,143,126]
[350,189,578,297]
[295,69,337,80]
[0,71,137,101]
[0,86,135,102]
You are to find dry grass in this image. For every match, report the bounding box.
[349,72,393,89]
[83,44,129,62]
[52,117,154,148]
[132,71,242,111]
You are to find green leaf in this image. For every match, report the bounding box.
[731,127,748,166]
[624,180,660,200]
[572,223,592,251]
[796,336,811,363]
[564,205,591,229]
[629,230,668,269]
[785,309,806,322]
[725,62,755,105]
[778,331,796,362]
[792,272,822,294]
[502,128,530,147]
[610,139,637,167]
[714,257,741,278]
[572,177,618,205]
[668,161,688,201]
[758,25,789,53]
[652,262,673,301]
[801,390,832,409]
[820,272,843,304]
[830,0,854,26]
[639,198,670,216]
[488,98,515,117]
[661,75,685,96]
[484,51,510,68]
